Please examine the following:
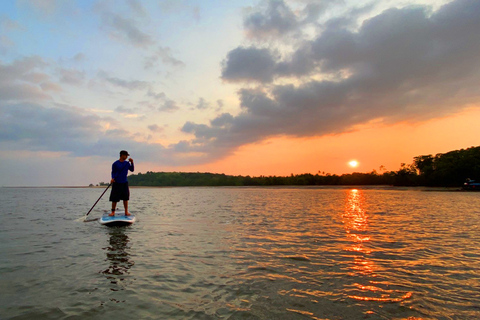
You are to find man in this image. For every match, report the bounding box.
[109,150,134,216]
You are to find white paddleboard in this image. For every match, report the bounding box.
[99,210,136,226]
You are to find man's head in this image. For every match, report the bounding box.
[119,150,129,160]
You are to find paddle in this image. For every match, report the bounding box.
[83,183,111,222]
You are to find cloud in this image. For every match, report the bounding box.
[227,0,480,84]
[0,56,53,103]
[216,99,224,111]
[141,90,180,113]
[115,105,137,114]
[221,46,278,83]
[0,35,14,54]
[243,0,338,41]
[0,103,104,154]
[147,89,166,100]
[193,6,201,23]
[127,0,147,17]
[180,0,480,162]
[144,46,185,69]
[0,15,24,53]
[102,12,153,48]
[148,124,164,133]
[195,98,210,110]
[1,15,22,31]
[17,0,61,16]
[243,0,300,39]
[98,71,150,90]
[159,99,180,112]
[58,68,85,85]
[0,102,174,163]
[40,81,62,92]
[73,53,86,62]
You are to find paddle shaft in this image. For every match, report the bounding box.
[86,183,111,217]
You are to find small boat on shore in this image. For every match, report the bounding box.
[463,179,480,191]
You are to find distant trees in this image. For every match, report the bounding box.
[413,146,480,186]
[100,146,479,188]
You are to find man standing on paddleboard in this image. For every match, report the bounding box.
[109,150,134,216]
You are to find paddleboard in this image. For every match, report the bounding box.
[99,210,136,226]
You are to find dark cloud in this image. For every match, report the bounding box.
[181,0,480,162]
[243,0,338,40]
[221,46,278,82]
[301,1,332,24]
[226,0,480,84]
[244,0,299,39]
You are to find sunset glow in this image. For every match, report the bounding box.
[349,160,359,168]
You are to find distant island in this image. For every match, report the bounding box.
[96,146,479,188]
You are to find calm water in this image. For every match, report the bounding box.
[1,187,480,320]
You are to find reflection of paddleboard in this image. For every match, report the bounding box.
[99,211,136,226]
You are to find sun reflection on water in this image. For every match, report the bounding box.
[342,189,413,307]
[343,189,373,275]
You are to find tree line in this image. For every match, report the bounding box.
[97,146,479,187]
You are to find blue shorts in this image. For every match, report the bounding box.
[109,182,130,202]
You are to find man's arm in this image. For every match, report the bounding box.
[129,158,134,172]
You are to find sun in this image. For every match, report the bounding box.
[349,160,359,168]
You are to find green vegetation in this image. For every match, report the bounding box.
[100,146,480,187]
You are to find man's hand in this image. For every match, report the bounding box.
[129,158,134,163]
[110,178,115,184]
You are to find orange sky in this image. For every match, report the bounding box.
[159,107,480,176]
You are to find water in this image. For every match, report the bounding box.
[1,187,480,320]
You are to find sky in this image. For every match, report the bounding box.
[1,0,479,186]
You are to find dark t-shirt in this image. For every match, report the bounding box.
[111,160,134,183]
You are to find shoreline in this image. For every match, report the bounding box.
[1,185,463,191]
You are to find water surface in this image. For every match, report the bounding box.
[1,187,479,319]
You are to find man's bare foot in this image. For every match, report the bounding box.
[125,212,131,216]
[108,212,115,217]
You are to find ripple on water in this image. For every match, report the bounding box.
[1,187,480,319]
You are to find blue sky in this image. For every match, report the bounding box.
[1,0,479,186]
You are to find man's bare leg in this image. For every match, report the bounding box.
[123,200,130,216]
[110,202,117,216]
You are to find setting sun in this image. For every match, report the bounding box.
[349,160,359,168]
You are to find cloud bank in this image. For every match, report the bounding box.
[180,0,480,161]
